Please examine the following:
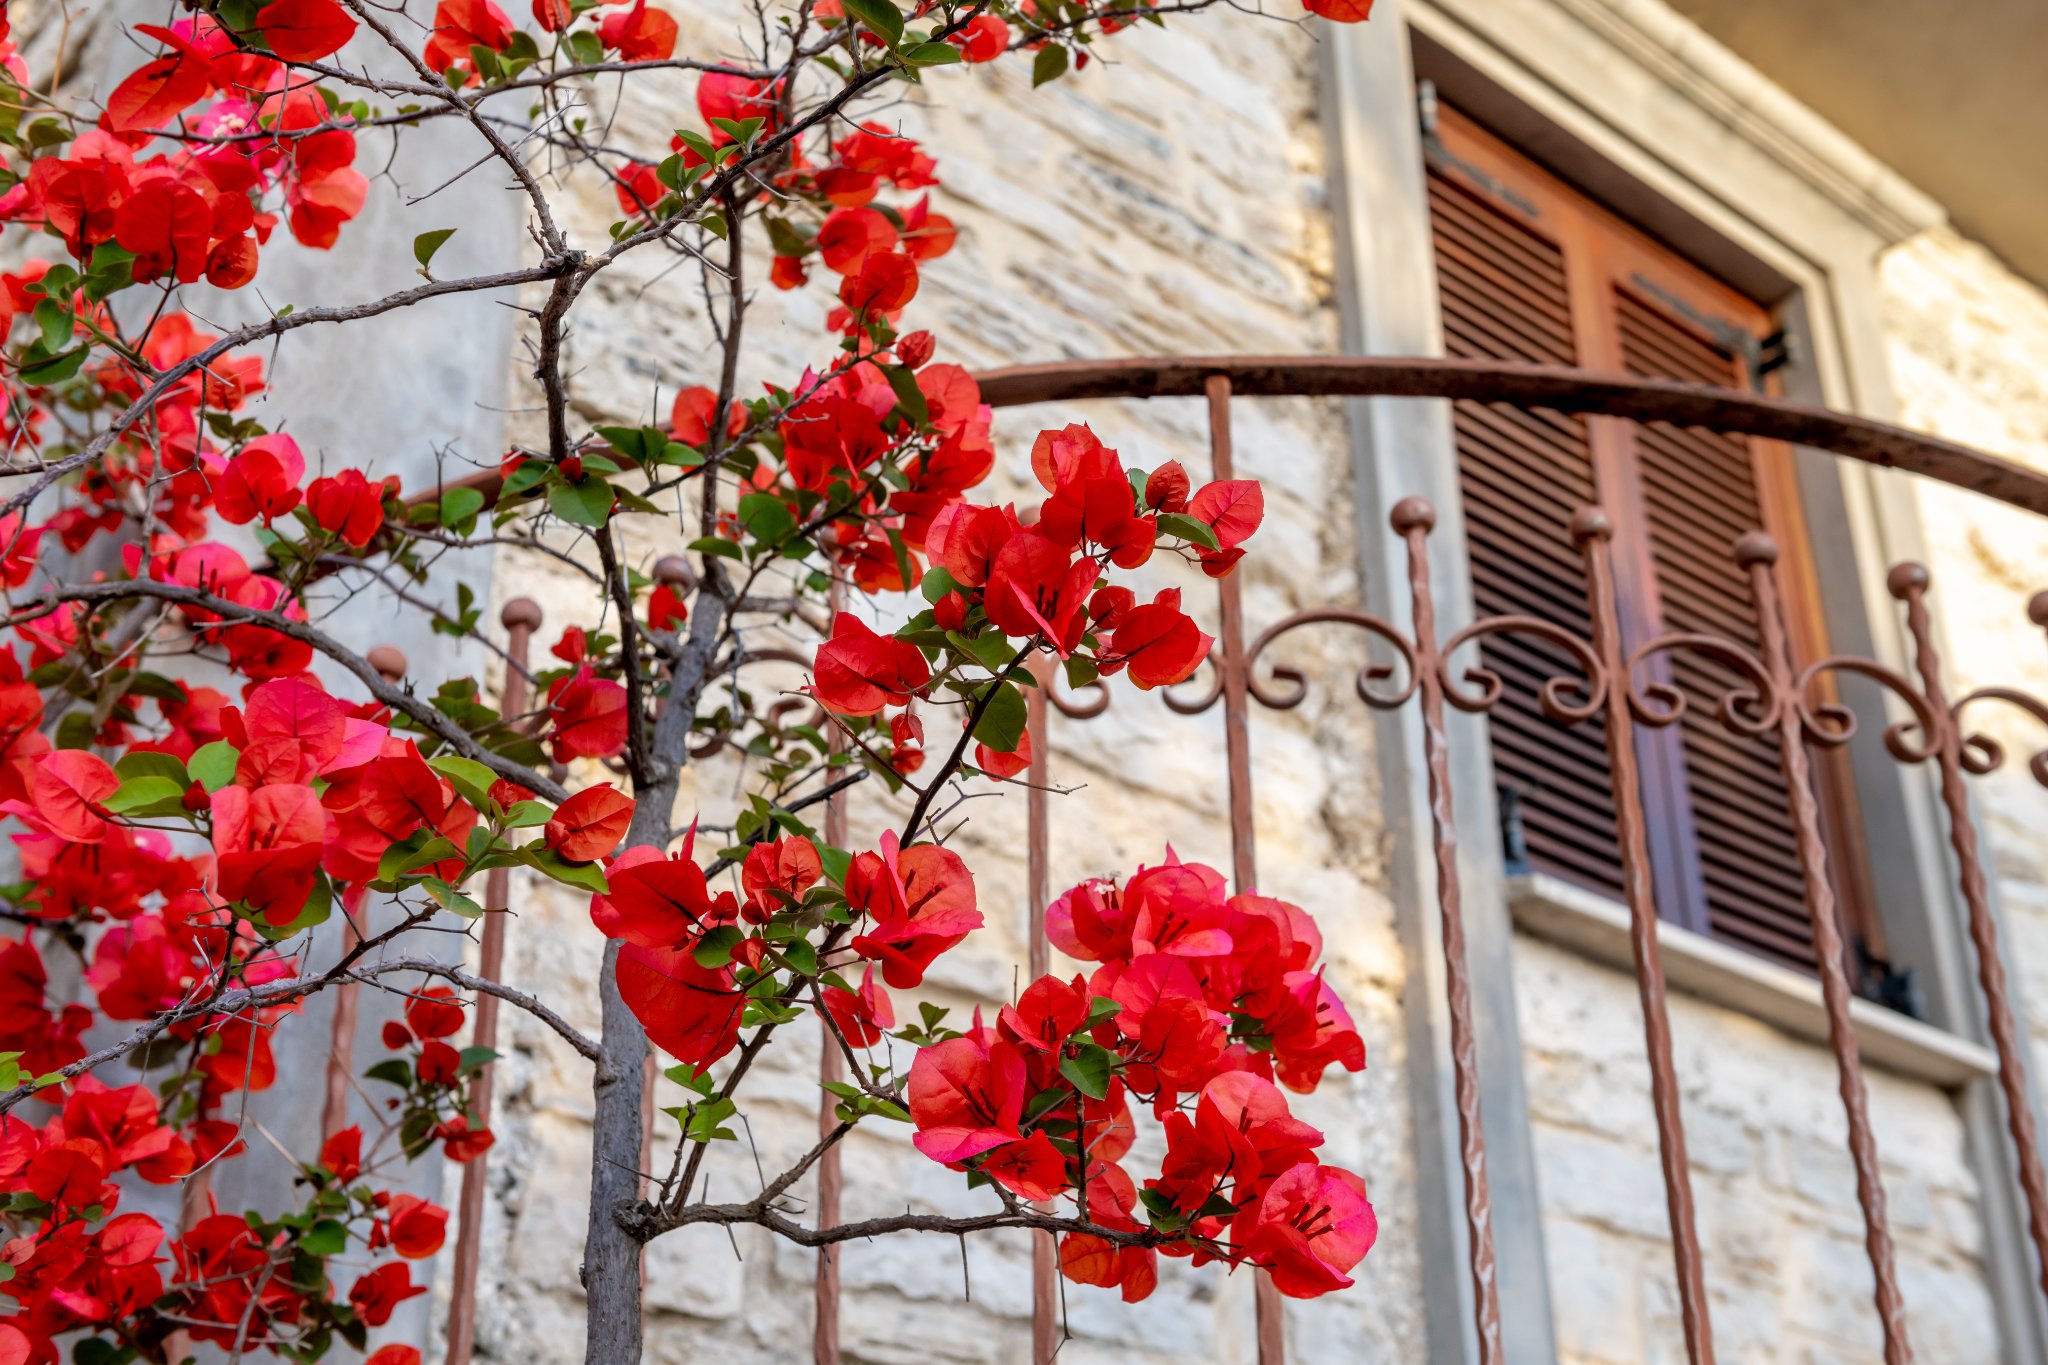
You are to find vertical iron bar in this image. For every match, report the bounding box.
[816,577,850,1365]
[1749,538,1911,1363]
[1899,565,2048,1305]
[1203,376,1283,1364]
[323,643,409,1137]
[1572,510,1715,1365]
[1027,660,1057,1363]
[447,600,540,1365]
[1392,496,1506,1365]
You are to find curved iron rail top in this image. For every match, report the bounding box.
[971,355,2048,518]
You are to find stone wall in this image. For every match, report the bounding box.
[451,5,1430,1361]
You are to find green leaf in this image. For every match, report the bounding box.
[528,846,610,894]
[20,344,88,386]
[969,681,1028,758]
[901,40,963,65]
[688,536,743,561]
[692,924,746,968]
[428,755,500,811]
[737,491,796,546]
[53,711,95,751]
[549,478,615,528]
[255,874,333,940]
[102,775,186,816]
[502,799,554,829]
[364,1058,413,1088]
[1058,1043,1113,1100]
[300,1218,349,1256]
[817,845,853,887]
[413,228,458,270]
[115,751,191,788]
[946,629,1017,673]
[422,877,484,918]
[1157,512,1221,551]
[439,486,486,536]
[457,1046,500,1076]
[920,566,960,605]
[1083,995,1122,1028]
[841,0,904,44]
[1032,43,1068,87]
[188,742,240,792]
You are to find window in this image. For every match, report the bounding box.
[1424,104,1883,979]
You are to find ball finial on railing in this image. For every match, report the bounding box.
[501,597,543,633]
[367,645,407,683]
[1733,531,1779,567]
[1389,497,1436,534]
[1887,562,1931,600]
[2028,591,2048,631]
[1568,506,1613,545]
[654,555,697,591]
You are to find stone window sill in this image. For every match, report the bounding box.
[1508,873,1997,1089]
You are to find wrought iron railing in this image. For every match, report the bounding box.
[432,356,2048,1365]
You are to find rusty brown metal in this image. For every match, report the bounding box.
[446,600,541,1365]
[1894,565,2048,1310]
[1026,658,1059,1363]
[817,578,851,1365]
[1744,538,1913,1363]
[974,357,2048,515]
[1202,377,1286,1365]
[322,643,410,1139]
[1572,509,1716,1365]
[1392,497,1506,1365]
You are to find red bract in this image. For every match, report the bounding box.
[818,206,899,274]
[998,974,1089,1054]
[405,986,467,1040]
[1144,461,1190,512]
[821,962,895,1048]
[423,0,514,72]
[599,0,679,60]
[320,1125,362,1181]
[811,613,931,716]
[0,750,117,841]
[906,1032,1025,1162]
[592,844,738,949]
[847,832,981,988]
[696,73,783,140]
[114,181,211,283]
[1243,1165,1377,1297]
[1305,0,1375,19]
[547,668,630,761]
[349,1261,426,1327]
[305,468,388,546]
[670,385,745,446]
[984,535,1096,652]
[259,0,359,61]
[383,1194,449,1259]
[214,434,306,525]
[546,784,635,862]
[740,834,823,921]
[838,251,919,318]
[954,13,1011,60]
[617,942,745,1066]
[1101,588,1212,689]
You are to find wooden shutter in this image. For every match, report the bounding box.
[1429,171,1628,903]
[1424,105,1871,976]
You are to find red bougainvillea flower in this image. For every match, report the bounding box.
[367,1348,424,1365]
[982,1128,1067,1199]
[817,206,899,274]
[614,160,663,217]
[320,1125,363,1181]
[1101,588,1213,689]
[259,0,359,61]
[1243,1165,1377,1297]
[1145,461,1191,512]
[592,840,739,949]
[670,385,745,446]
[984,534,1097,653]
[0,749,117,841]
[532,0,573,29]
[99,25,217,135]
[617,941,745,1065]
[546,783,635,862]
[547,667,630,761]
[975,721,1030,780]
[210,783,330,923]
[599,0,678,59]
[306,468,390,546]
[1304,0,1375,19]
[953,13,1010,60]
[214,434,306,525]
[423,0,514,71]
[349,1260,426,1327]
[648,580,689,632]
[998,973,1090,1055]
[114,180,211,283]
[847,832,982,988]
[740,834,823,921]
[811,613,930,716]
[1029,423,1121,493]
[436,1114,496,1162]
[1038,470,1156,569]
[277,93,368,248]
[382,1193,450,1259]
[393,988,464,1045]
[837,251,919,318]
[906,1029,1026,1162]
[821,962,895,1048]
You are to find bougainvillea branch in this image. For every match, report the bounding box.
[0,0,1379,1358]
